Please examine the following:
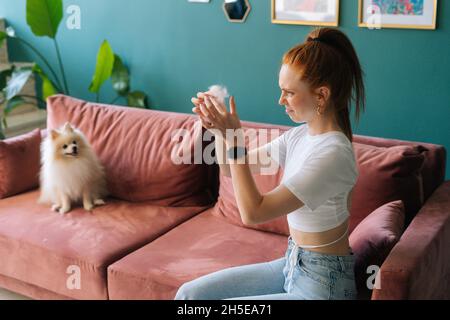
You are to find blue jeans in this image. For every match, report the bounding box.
[174,236,357,300]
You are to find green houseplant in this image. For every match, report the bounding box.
[0,0,149,139]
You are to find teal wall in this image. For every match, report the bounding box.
[1,0,449,179]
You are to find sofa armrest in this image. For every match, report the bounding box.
[372,180,450,299]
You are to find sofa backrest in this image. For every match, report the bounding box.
[44,95,447,233]
[46,95,216,207]
[350,142,426,231]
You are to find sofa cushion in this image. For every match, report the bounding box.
[0,129,41,199]
[353,134,446,204]
[107,208,288,299]
[0,189,210,299]
[350,143,426,232]
[45,94,214,206]
[210,121,291,236]
[349,200,405,300]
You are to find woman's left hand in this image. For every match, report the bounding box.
[200,93,243,141]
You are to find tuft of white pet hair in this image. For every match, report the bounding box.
[207,85,229,104]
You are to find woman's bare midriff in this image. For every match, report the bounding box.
[289,218,351,256]
[289,188,354,256]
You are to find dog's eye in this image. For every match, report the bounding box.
[63,144,68,149]
[72,140,77,145]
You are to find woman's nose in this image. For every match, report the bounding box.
[278,95,285,106]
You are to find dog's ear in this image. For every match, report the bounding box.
[63,122,74,133]
[50,129,60,140]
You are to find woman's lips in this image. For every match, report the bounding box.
[285,109,293,113]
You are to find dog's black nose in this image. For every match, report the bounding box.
[73,146,78,153]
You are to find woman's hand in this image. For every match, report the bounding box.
[191,92,216,131]
[191,92,242,142]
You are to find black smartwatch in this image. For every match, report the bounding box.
[227,146,248,160]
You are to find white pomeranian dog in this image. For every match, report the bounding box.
[38,122,108,214]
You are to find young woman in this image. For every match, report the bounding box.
[175,27,365,300]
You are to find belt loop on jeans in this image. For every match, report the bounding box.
[338,257,346,273]
[287,245,299,292]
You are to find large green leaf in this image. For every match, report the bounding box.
[127,91,148,108]
[4,68,33,100]
[111,55,129,96]
[26,0,63,38]
[89,40,115,93]
[42,75,57,101]
[33,64,58,100]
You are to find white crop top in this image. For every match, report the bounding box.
[265,123,359,233]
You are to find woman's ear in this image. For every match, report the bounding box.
[315,86,331,106]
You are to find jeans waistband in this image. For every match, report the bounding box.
[287,235,355,272]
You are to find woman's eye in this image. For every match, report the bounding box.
[63,145,68,149]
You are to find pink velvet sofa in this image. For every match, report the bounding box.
[0,95,448,300]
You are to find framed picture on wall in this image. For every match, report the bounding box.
[358,0,438,30]
[271,0,340,26]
